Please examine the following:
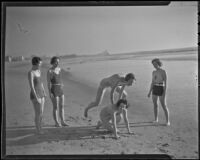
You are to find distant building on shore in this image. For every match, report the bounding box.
[5,56,12,62]
[11,56,25,62]
[97,50,110,56]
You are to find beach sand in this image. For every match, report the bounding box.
[5,52,198,158]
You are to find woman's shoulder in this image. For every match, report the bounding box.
[161,68,166,72]
[47,68,52,72]
[28,69,35,75]
[28,70,33,77]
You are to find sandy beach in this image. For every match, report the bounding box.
[5,51,198,159]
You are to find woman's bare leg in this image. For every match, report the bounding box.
[84,86,105,117]
[32,99,44,134]
[59,95,68,126]
[159,95,170,126]
[52,97,61,127]
[39,97,45,130]
[32,100,40,133]
[152,95,159,122]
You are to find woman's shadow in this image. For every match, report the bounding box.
[6,125,111,147]
[6,121,161,147]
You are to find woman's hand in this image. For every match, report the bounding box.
[128,131,135,135]
[114,134,120,139]
[147,92,151,98]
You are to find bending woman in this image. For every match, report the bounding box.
[147,58,170,126]
[47,56,68,127]
[84,73,136,117]
[28,57,46,134]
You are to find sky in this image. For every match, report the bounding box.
[5,2,198,57]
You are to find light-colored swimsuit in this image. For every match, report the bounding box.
[30,75,45,100]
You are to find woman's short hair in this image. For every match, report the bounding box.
[125,73,135,81]
[116,99,128,108]
[50,56,60,65]
[32,57,42,65]
[152,58,162,67]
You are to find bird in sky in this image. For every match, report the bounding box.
[17,23,29,33]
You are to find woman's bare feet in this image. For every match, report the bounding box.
[61,121,69,127]
[55,123,61,127]
[96,121,102,129]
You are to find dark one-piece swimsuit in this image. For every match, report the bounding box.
[50,71,64,97]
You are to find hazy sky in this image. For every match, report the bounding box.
[5,2,197,57]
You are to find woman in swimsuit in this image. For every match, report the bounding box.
[147,58,170,126]
[28,57,46,134]
[96,99,134,139]
[47,56,68,127]
[84,73,136,118]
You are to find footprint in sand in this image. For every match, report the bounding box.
[80,143,84,147]
[161,143,169,147]
[67,116,79,122]
[158,148,168,153]
[120,134,129,138]
[13,121,18,125]
[120,151,125,155]
[81,117,87,121]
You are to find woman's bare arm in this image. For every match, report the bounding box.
[112,111,120,138]
[46,70,52,97]
[162,70,167,95]
[148,72,154,97]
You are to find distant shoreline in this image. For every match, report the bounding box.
[5,46,197,58]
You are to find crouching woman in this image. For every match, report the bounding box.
[96,99,134,139]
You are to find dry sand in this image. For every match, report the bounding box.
[5,52,198,159]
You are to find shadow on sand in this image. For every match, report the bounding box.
[6,125,111,147]
[6,121,164,147]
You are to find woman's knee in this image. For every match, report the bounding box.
[159,98,166,107]
[152,96,158,104]
[153,100,158,106]
[161,104,168,111]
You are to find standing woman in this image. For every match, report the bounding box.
[47,56,68,127]
[148,58,170,126]
[28,57,46,134]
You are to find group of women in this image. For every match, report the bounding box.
[28,56,68,135]
[28,56,170,139]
